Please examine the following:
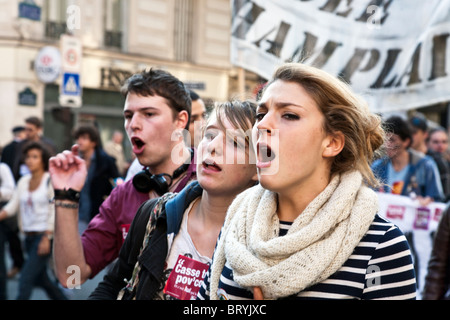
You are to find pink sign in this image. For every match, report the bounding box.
[120,224,130,242]
[164,255,209,300]
[414,207,430,230]
[386,204,405,220]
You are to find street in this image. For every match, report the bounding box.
[4,252,106,300]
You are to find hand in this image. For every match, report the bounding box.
[253,286,264,300]
[417,196,433,207]
[37,236,51,256]
[49,145,87,191]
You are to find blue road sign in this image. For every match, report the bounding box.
[62,72,81,96]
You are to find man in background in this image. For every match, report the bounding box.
[426,127,450,201]
[104,130,128,178]
[72,124,120,233]
[11,117,57,181]
[372,116,444,205]
[409,116,450,201]
[188,90,207,148]
[1,126,26,182]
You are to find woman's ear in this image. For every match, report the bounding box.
[322,131,345,158]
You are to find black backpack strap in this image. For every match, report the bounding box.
[117,192,176,299]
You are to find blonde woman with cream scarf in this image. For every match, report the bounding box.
[198,63,417,300]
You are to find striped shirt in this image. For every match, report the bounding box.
[197,215,417,300]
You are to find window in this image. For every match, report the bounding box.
[104,0,122,48]
[174,0,194,62]
[44,0,69,39]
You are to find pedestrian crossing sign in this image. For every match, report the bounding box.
[62,72,81,96]
[59,72,82,107]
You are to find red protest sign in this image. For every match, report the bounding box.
[164,254,209,300]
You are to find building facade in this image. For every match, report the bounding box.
[0,0,259,155]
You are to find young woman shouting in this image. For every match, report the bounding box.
[198,63,417,300]
[89,100,258,300]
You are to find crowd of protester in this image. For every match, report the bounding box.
[1,64,450,301]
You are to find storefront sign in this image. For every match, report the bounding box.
[184,81,206,91]
[100,67,133,89]
[34,46,61,83]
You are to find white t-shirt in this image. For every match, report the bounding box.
[3,172,54,232]
[156,198,211,300]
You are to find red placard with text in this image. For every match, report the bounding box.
[163,255,209,300]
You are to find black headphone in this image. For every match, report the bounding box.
[132,150,193,195]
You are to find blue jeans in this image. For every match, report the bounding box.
[0,223,7,300]
[17,234,67,300]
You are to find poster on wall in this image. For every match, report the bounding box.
[231,0,450,113]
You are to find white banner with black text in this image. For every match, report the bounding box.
[231,0,450,113]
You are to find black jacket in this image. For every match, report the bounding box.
[423,203,450,299]
[86,148,120,220]
[1,140,21,182]
[88,181,203,300]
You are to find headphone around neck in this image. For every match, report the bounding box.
[132,150,193,195]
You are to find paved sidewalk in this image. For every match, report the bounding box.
[4,253,107,300]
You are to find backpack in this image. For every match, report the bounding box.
[117,192,177,300]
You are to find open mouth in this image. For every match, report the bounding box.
[202,159,222,172]
[257,143,276,163]
[131,137,145,153]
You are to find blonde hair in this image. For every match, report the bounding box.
[262,63,385,188]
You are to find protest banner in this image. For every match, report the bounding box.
[376,192,446,299]
[231,0,450,113]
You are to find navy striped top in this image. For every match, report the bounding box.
[197,214,417,300]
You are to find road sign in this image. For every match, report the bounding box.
[62,73,81,96]
[59,35,82,108]
[60,72,82,107]
[60,34,82,72]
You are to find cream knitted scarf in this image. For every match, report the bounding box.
[209,170,378,300]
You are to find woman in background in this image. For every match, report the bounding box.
[0,141,67,300]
